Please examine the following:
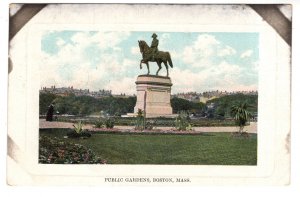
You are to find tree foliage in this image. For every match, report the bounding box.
[171,97,205,114]
[207,94,257,119]
[230,102,253,133]
[39,93,57,115]
[39,93,136,116]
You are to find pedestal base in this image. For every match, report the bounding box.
[133,75,173,118]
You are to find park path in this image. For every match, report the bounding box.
[39,119,257,133]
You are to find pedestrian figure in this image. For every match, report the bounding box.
[46,102,55,121]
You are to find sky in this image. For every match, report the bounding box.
[41,31,259,95]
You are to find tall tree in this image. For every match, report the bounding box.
[230,102,253,133]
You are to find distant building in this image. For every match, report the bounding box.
[40,86,112,98]
[172,90,258,103]
[113,93,131,98]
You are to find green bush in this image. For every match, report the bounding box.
[175,111,193,131]
[94,118,115,129]
[105,118,115,129]
[145,120,156,130]
[39,136,105,164]
[135,109,145,130]
[94,119,105,128]
[67,131,91,138]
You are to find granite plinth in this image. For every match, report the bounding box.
[133,75,173,118]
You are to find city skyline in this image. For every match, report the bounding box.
[40,85,257,97]
[41,31,259,94]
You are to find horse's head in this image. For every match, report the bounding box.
[138,40,143,53]
[138,40,149,54]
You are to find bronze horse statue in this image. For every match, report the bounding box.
[138,40,173,77]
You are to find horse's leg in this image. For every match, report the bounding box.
[164,61,169,77]
[146,62,150,75]
[156,61,162,75]
[140,60,143,69]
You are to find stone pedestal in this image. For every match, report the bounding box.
[134,75,173,118]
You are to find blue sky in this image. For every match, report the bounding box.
[41,31,259,94]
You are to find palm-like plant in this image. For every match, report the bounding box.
[230,102,253,133]
[73,121,84,134]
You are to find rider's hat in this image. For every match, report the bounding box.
[152,33,158,38]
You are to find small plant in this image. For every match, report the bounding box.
[145,120,156,130]
[186,123,193,131]
[135,109,145,130]
[94,118,115,129]
[68,121,91,138]
[105,118,115,129]
[94,119,105,128]
[73,121,84,134]
[175,111,193,131]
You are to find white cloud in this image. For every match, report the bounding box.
[194,34,220,51]
[106,77,136,95]
[40,31,134,92]
[182,34,236,69]
[170,60,250,93]
[131,46,140,55]
[123,59,137,69]
[56,37,65,46]
[240,49,253,58]
[168,50,181,60]
[182,46,197,64]
[170,34,257,92]
[71,31,131,49]
[218,45,236,57]
[159,33,171,48]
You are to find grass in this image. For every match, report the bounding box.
[40,129,257,165]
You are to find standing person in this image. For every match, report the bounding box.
[46,102,55,121]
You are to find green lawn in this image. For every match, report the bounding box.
[40,129,257,165]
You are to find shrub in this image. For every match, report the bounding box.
[94,119,105,128]
[175,111,193,131]
[145,120,156,130]
[67,131,91,138]
[135,109,145,130]
[94,118,115,129]
[39,136,105,164]
[68,121,91,138]
[105,118,115,129]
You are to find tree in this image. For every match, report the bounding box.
[39,93,57,115]
[207,93,258,118]
[230,102,253,133]
[171,97,205,114]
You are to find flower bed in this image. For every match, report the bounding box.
[88,127,204,135]
[39,135,106,164]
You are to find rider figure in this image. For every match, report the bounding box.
[150,33,159,61]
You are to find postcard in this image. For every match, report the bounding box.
[7,3,291,185]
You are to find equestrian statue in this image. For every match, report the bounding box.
[138,33,173,77]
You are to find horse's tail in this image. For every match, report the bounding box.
[167,52,173,68]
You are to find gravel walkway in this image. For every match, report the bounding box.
[40,119,257,134]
